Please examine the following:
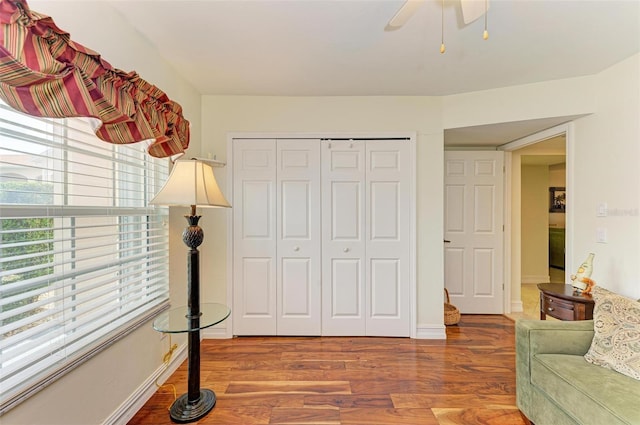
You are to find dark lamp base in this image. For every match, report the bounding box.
[169,389,216,423]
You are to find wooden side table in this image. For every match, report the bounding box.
[537,283,594,321]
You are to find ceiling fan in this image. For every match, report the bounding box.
[385,0,489,31]
[385,0,490,52]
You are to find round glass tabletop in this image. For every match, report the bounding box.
[153,303,230,333]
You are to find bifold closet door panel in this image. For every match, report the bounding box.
[233,139,277,335]
[276,140,322,335]
[321,139,411,337]
[365,141,411,337]
[321,140,366,336]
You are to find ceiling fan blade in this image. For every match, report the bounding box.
[460,0,489,25]
[385,0,426,31]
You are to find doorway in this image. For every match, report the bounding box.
[500,123,573,318]
[515,138,567,317]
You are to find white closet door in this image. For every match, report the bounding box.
[276,140,321,335]
[233,139,277,335]
[321,140,366,335]
[233,137,411,337]
[365,141,411,336]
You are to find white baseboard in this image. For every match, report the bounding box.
[104,325,231,425]
[201,325,230,339]
[103,343,187,425]
[521,275,550,284]
[416,324,447,339]
[511,300,524,313]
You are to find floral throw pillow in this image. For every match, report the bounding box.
[584,286,640,380]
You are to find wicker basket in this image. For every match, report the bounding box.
[444,288,460,326]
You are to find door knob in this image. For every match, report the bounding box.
[343,248,350,253]
[293,246,300,252]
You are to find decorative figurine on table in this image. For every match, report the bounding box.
[571,253,596,295]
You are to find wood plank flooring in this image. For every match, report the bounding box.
[128,315,528,425]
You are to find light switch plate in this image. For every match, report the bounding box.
[596,227,607,243]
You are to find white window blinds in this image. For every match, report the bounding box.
[0,102,170,413]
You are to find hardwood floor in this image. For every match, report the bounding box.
[128,315,528,425]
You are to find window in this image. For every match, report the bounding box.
[0,102,169,412]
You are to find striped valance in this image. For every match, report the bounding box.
[0,0,189,158]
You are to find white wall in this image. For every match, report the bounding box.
[571,54,640,298]
[442,75,597,129]
[199,96,446,336]
[4,3,201,424]
[521,165,550,283]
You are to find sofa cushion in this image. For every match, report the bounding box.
[531,353,640,425]
[584,286,640,380]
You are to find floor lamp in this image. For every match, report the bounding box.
[150,158,230,423]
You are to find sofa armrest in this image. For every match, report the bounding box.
[516,319,594,358]
[516,319,595,418]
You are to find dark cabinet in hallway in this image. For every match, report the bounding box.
[549,227,565,270]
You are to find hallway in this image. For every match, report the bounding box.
[506,268,564,321]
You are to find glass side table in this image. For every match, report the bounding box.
[153,303,230,423]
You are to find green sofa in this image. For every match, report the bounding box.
[516,319,640,425]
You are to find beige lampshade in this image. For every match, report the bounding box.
[150,159,231,208]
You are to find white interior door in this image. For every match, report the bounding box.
[276,140,321,335]
[233,139,277,335]
[321,140,366,335]
[366,142,410,336]
[444,151,504,314]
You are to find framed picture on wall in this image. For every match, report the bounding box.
[549,187,566,213]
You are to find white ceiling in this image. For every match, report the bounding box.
[111,0,640,97]
[28,0,640,146]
